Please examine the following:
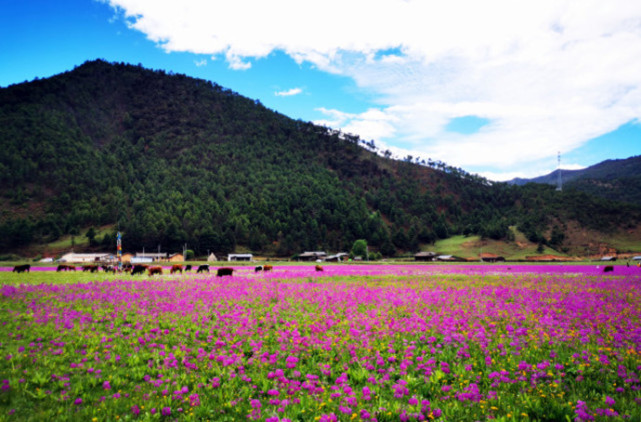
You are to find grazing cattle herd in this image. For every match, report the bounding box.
[9,262,340,277]
[7,262,637,279]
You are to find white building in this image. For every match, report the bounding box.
[60,252,114,263]
[228,254,253,261]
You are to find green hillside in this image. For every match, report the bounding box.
[1,60,639,257]
[510,155,641,205]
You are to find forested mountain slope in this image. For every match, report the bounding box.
[510,155,641,206]
[1,60,639,256]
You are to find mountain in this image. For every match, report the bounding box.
[510,155,641,205]
[1,60,640,257]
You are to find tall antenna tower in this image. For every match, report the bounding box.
[556,151,562,191]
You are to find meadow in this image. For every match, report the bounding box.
[0,264,640,421]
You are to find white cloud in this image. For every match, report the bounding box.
[103,0,641,175]
[275,88,302,97]
[194,59,207,67]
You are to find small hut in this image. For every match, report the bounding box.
[169,253,184,262]
[228,254,253,262]
[480,253,506,263]
[415,251,437,261]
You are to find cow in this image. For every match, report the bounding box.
[315,265,323,272]
[122,263,133,272]
[102,266,116,274]
[255,265,263,272]
[196,264,209,273]
[170,264,183,274]
[12,264,30,273]
[131,265,147,275]
[263,265,273,272]
[83,265,98,273]
[185,265,192,272]
[217,267,234,277]
[148,266,163,276]
[57,264,76,272]
[603,265,614,273]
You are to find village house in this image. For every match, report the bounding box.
[60,252,115,263]
[168,253,184,262]
[228,254,253,261]
[134,252,167,262]
[414,251,437,261]
[297,251,327,261]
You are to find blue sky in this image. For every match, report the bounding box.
[2,0,640,180]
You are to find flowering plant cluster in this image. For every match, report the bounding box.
[0,264,640,420]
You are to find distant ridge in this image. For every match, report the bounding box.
[509,155,641,205]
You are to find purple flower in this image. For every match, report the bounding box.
[161,406,171,416]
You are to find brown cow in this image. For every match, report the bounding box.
[148,266,163,276]
[263,265,273,272]
[315,265,323,272]
[170,264,183,274]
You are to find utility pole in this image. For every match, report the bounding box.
[556,151,563,192]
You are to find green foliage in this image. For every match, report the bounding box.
[351,239,368,259]
[85,227,97,246]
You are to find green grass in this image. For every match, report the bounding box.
[607,234,641,252]
[430,228,568,261]
[42,225,116,250]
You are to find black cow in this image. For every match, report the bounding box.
[12,264,30,273]
[185,265,192,272]
[217,267,234,277]
[196,264,209,273]
[603,265,614,273]
[255,265,263,272]
[131,265,147,275]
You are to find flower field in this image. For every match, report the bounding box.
[1,264,640,421]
